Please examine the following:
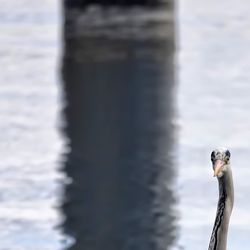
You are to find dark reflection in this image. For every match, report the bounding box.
[64,0,173,7]
[61,3,176,250]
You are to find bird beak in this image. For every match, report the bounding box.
[213,160,224,177]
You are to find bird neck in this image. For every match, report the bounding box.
[208,165,234,250]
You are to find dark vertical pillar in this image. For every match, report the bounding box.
[61,2,176,250]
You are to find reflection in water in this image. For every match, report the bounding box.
[61,3,177,250]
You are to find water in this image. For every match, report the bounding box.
[1,0,250,249]
[0,1,64,249]
[177,0,250,249]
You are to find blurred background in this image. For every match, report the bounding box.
[0,0,250,250]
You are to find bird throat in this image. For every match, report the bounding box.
[208,170,234,250]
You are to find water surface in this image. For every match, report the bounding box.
[0,1,63,249]
[1,0,250,249]
[177,1,250,249]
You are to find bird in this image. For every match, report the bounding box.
[208,147,234,250]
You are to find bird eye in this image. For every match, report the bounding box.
[225,150,230,158]
[211,151,215,161]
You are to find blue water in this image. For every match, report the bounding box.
[177,0,250,249]
[0,1,64,249]
[1,0,250,249]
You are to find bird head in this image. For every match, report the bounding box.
[211,147,231,178]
